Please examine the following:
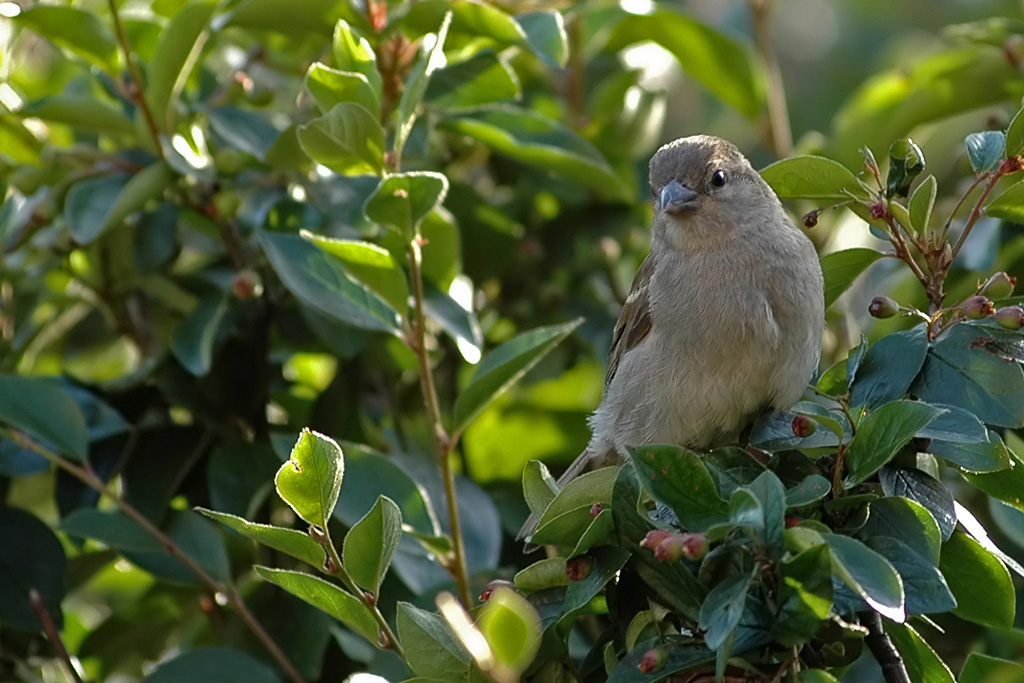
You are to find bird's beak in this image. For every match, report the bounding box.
[660,179,700,214]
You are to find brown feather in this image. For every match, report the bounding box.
[605,253,656,386]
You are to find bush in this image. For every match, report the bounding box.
[2,1,1024,682]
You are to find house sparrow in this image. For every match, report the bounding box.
[520,135,824,540]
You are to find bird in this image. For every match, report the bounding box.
[519,135,824,541]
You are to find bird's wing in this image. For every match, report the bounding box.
[606,253,655,386]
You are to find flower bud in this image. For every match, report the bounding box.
[565,555,592,581]
[792,415,818,438]
[963,295,995,320]
[869,201,887,220]
[994,306,1024,330]
[868,296,899,319]
[479,579,515,603]
[680,533,709,561]
[654,535,686,562]
[640,529,673,551]
[785,516,801,529]
[803,210,820,228]
[638,648,668,673]
[981,272,1017,300]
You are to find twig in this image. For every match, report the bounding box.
[406,240,473,608]
[950,171,1004,259]
[29,589,84,683]
[748,0,792,158]
[7,430,307,683]
[940,173,988,242]
[860,611,911,683]
[106,0,164,155]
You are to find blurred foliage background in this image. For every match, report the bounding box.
[2,0,1024,681]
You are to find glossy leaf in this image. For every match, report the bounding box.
[305,63,380,116]
[531,467,618,546]
[786,475,832,509]
[629,445,728,531]
[965,439,1024,514]
[425,51,519,110]
[333,446,439,537]
[883,622,954,683]
[845,401,945,485]
[930,427,1010,473]
[15,6,120,72]
[274,428,344,529]
[761,156,868,200]
[207,107,280,161]
[849,327,929,409]
[64,174,130,244]
[605,10,764,119]
[939,530,1014,629]
[0,374,88,461]
[823,532,905,622]
[820,248,884,310]
[965,130,1005,173]
[397,602,472,680]
[886,138,926,198]
[196,508,325,568]
[170,292,232,376]
[363,172,449,239]
[0,508,67,632]
[563,546,630,613]
[698,570,754,651]
[139,648,280,683]
[301,232,409,314]
[908,175,937,232]
[297,102,385,175]
[607,639,714,683]
[862,497,941,563]
[773,545,833,646]
[514,557,569,593]
[515,11,567,67]
[866,536,956,614]
[745,471,786,556]
[144,0,217,132]
[880,467,956,541]
[255,567,379,644]
[342,496,401,594]
[452,319,581,436]
[960,653,1024,683]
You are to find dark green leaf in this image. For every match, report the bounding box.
[908,175,937,232]
[879,467,956,541]
[139,648,281,683]
[134,204,179,273]
[912,323,1024,428]
[274,428,344,529]
[886,138,926,198]
[563,546,630,613]
[850,327,929,408]
[760,156,868,200]
[629,444,728,531]
[0,374,88,460]
[438,106,627,201]
[866,537,956,614]
[342,496,401,594]
[960,653,1024,683]
[15,6,120,72]
[570,508,614,556]
[939,530,1014,629]
[515,11,567,68]
[207,107,280,161]
[845,401,946,485]
[745,471,786,556]
[862,497,941,563]
[773,545,833,646]
[703,447,767,498]
[396,11,451,159]
[423,281,483,362]
[452,319,581,436]
[171,292,232,377]
[965,130,1005,173]
[425,50,519,110]
[883,622,954,683]
[144,0,217,132]
[297,102,385,175]
[0,508,66,632]
[64,174,130,244]
[255,567,379,644]
[605,10,764,119]
[260,229,402,333]
[965,441,1024,514]
[196,508,325,568]
[333,446,439,537]
[798,672,839,683]
[522,460,559,518]
[301,232,409,315]
[929,428,1010,472]
[60,509,165,554]
[819,248,884,311]
[305,63,380,116]
[531,467,618,546]
[514,557,569,593]
[786,475,832,508]
[699,570,754,651]
[397,601,472,679]
[607,638,714,683]
[823,532,905,622]
[363,172,449,238]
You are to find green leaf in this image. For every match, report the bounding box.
[845,401,946,486]
[929,427,1010,473]
[850,326,929,408]
[879,467,956,541]
[342,496,401,595]
[452,319,581,436]
[21,96,134,137]
[363,172,449,239]
[274,428,344,529]
[255,566,378,644]
[305,63,380,116]
[64,174,130,244]
[786,475,832,508]
[760,156,868,200]
[301,232,409,315]
[438,106,626,201]
[196,508,325,568]
[965,437,1024,514]
[822,532,904,622]
[798,672,839,683]
[628,445,729,532]
[883,622,954,683]
[605,10,764,119]
[139,648,281,683]
[563,546,630,613]
[866,536,955,615]
[698,570,754,651]
[773,545,833,646]
[15,6,120,72]
[0,508,67,632]
[402,0,525,48]
[886,138,926,198]
[144,0,217,132]
[478,585,542,674]
[1006,107,1024,157]
[297,102,385,175]
[331,20,382,97]
[965,130,1005,174]
[862,497,941,563]
[819,248,884,311]
[531,467,618,546]
[259,229,402,333]
[227,0,369,37]
[607,639,714,683]
[744,471,786,556]
[397,602,472,680]
[939,530,1014,629]
[960,653,1024,683]
[206,107,280,161]
[515,11,567,68]
[908,175,937,233]
[396,11,452,159]
[522,460,559,518]
[0,374,88,461]
[987,177,1024,223]
[171,292,232,377]
[333,446,439,537]
[425,51,519,111]
[514,557,569,593]
[912,323,1024,428]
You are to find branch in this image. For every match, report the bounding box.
[106,0,164,156]
[860,611,911,683]
[748,0,792,158]
[29,589,84,683]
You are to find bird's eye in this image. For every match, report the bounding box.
[710,170,727,188]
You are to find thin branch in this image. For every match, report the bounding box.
[860,611,911,683]
[29,589,84,683]
[106,0,164,155]
[950,171,1004,259]
[748,0,792,158]
[7,430,306,683]
[940,173,988,242]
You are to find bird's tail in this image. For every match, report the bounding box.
[515,446,601,546]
